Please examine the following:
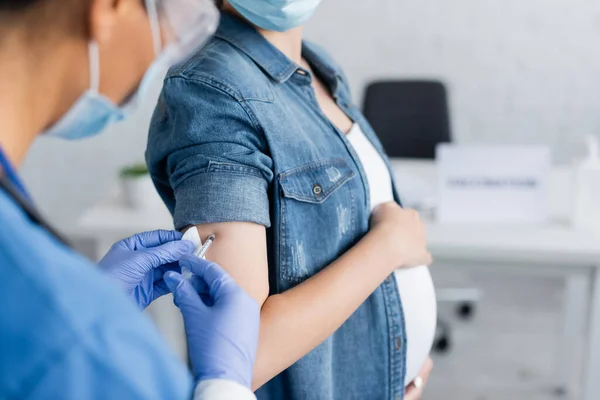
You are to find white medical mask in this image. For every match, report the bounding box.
[44,0,219,141]
[228,0,323,32]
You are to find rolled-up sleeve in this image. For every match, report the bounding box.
[147,76,274,230]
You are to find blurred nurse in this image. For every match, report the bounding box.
[0,0,259,399]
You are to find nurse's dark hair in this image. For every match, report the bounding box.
[0,0,41,10]
[0,0,90,40]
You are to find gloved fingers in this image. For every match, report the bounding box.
[129,230,185,250]
[159,272,212,305]
[153,262,193,298]
[164,271,206,311]
[153,280,171,299]
[143,240,195,269]
[179,256,235,302]
[189,275,210,295]
[158,260,210,299]
[154,262,181,283]
[189,276,213,306]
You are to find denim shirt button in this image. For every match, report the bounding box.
[395,336,402,351]
[313,184,323,195]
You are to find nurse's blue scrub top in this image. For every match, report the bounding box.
[0,186,194,398]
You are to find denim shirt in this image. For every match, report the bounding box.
[147,13,407,400]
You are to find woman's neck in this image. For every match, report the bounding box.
[258,27,304,64]
[221,6,304,64]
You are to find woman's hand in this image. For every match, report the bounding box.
[370,202,432,270]
[405,357,434,400]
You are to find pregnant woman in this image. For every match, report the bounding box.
[147,1,436,399]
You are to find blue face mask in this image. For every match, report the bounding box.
[43,42,124,140]
[228,0,323,32]
[44,37,166,140]
[43,0,218,141]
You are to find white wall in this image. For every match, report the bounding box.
[306,0,600,149]
[20,82,163,228]
[21,0,600,229]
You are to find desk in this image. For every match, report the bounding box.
[391,159,600,400]
[70,161,600,399]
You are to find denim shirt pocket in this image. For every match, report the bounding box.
[278,159,358,283]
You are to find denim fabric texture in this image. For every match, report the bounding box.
[146,13,407,400]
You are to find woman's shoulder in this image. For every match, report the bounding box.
[164,36,273,103]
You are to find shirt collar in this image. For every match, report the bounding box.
[301,42,343,97]
[214,13,347,101]
[214,13,299,83]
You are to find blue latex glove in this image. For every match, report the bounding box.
[98,230,195,310]
[164,256,260,389]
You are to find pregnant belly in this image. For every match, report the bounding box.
[394,266,437,386]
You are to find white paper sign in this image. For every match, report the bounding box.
[437,145,550,223]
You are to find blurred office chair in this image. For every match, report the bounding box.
[363,80,480,353]
[362,80,451,159]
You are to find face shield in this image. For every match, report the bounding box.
[117,0,219,110]
[146,0,220,66]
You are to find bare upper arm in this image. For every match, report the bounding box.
[191,222,269,305]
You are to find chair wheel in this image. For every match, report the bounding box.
[434,318,452,353]
[457,302,475,319]
[434,335,451,353]
[553,386,567,397]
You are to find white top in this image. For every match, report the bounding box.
[346,124,437,386]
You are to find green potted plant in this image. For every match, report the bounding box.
[119,163,159,209]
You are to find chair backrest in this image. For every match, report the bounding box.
[362,80,452,159]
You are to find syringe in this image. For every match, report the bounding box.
[194,234,215,259]
[181,231,216,281]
